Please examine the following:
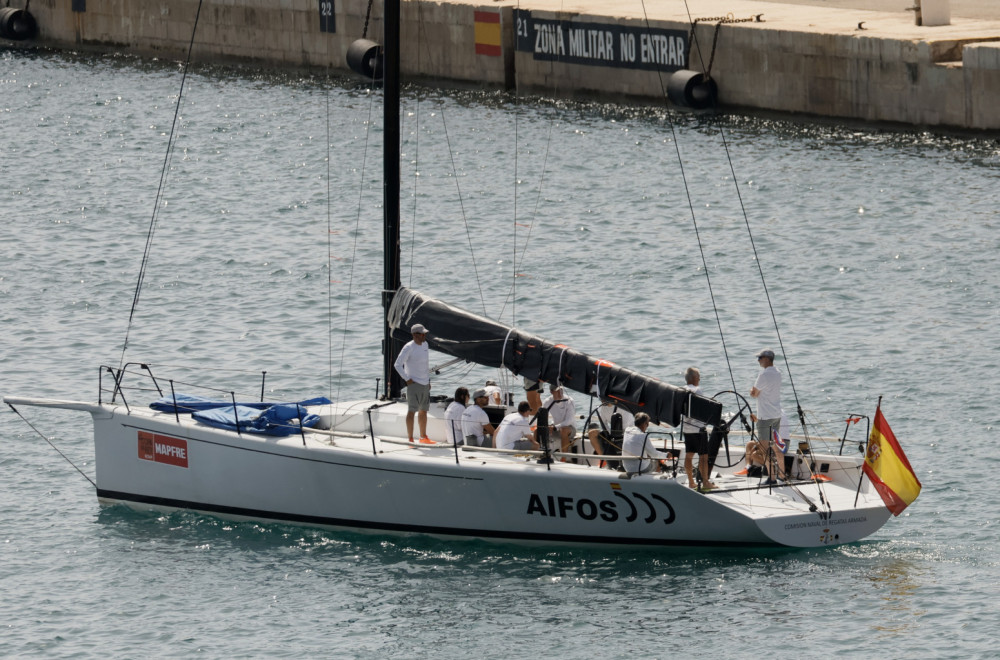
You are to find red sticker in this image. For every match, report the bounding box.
[138,431,189,468]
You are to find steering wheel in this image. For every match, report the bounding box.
[709,390,755,468]
[713,390,754,436]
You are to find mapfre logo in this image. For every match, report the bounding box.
[138,431,189,468]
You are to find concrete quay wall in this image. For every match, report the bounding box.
[7,0,1000,130]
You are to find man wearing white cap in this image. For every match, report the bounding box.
[461,389,495,447]
[394,323,431,443]
[749,348,784,483]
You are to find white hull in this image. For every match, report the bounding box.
[9,396,892,548]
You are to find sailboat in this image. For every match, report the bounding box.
[3,0,919,548]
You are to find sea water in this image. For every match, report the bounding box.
[1,48,998,658]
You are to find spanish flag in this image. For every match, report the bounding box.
[474,11,502,57]
[862,405,921,516]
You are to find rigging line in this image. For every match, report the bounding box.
[499,0,558,326]
[519,118,554,274]
[715,127,805,422]
[673,1,824,502]
[118,0,204,370]
[681,0,806,435]
[498,116,553,325]
[677,2,809,444]
[407,91,418,289]
[440,99,489,317]
[639,0,738,395]
[510,0,522,327]
[512,72,518,326]
[681,1,710,75]
[406,0,425,288]
[435,361,480,391]
[327,72,333,404]
[6,403,97,489]
[406,1,487,316]
[335,82,380,403]
[406,87,419,289]
[498,95,556,325]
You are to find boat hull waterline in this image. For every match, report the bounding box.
[9,396,891,548]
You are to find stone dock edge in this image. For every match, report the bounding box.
[5,0,1000,130]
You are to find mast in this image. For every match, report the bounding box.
[382,0,403,400]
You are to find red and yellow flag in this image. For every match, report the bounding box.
[863,406,921,516]
[474,11,502,57]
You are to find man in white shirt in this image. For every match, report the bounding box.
[461,389,495,447]
[483,380,503,406]
[393,323,431,443]
[444,387,469,446]
[622,413,670,474]
[540,384,576,455]
[494,401,539,451]
[749,348,784,483]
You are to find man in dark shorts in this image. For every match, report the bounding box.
[523,377,542,415]
[683,367,715,490]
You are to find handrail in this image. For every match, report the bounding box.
[379,438,676,466]
[169,380,180,424]
[97,363,284,413]
[1,396,107,414]
[229,391,241,437]
[108,366,130,412]
[839,414,870,456]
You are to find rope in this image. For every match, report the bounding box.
[680,1,824,506]
[498,103,555,325]
[500,0,559,327]
[326,70,334,405]
[715,127,806,426]
[118,0,204,370]
[335,83,379,403]
[6,403,97,489]
[439,93,489,318]
[361,0,375,38]
[685,3,810,444]
[637,0,739,395]
[402,1,488,316]
[406,0,422,288]
[686,14,763,79]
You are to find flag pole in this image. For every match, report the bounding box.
[854,395,881,507]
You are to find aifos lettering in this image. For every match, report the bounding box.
[138,431,189,468]
[527,490,675,525]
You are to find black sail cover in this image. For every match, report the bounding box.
[387,287,722,428]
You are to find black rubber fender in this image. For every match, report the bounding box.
[346,38,383,81]
[0,8,38,41]
[666,69,718,109]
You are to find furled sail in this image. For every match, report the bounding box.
[387,287,721,427]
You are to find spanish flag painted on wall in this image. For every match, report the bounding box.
[863,404,921,516]
[474,11,502,57]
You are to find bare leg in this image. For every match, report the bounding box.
[405,411,415,442]
[765,442,786,480]
[588,428,604,455]
[699,454,715,489]
[685,452,697,488]
[526,390,542,415]
[560,427,573,453]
